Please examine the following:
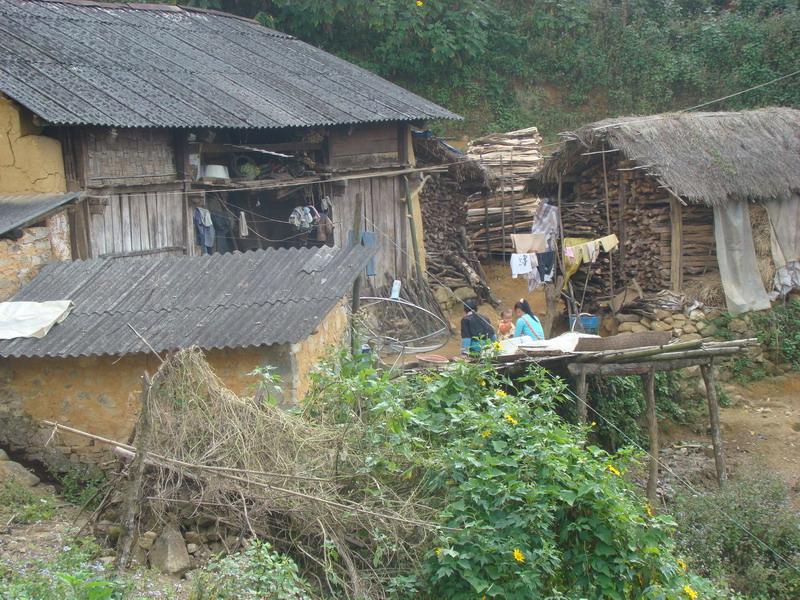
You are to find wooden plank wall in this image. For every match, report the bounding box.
[328,124,400,170]
[333,175,410,286]
[88,191,189,257]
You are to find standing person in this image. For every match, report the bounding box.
[460,299,496,355]
[514,299,545,341]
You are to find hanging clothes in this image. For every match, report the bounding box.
[239,211,249,237]
[193,207,215,254]
[537,251,556,283]
[510,253,537,278]
[210,210,234,254]
[530,203,560,250]
[598,233,619,252]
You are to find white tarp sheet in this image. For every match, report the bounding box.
[764,194,800,299]
[713,200,771,314]
[0,300,73,340]
[518,331,600,354]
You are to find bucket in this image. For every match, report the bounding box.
[569,313,600,334]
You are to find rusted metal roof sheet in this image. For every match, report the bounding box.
[0,244,374,357]
[0,192,80,234]
[0,0,459,128]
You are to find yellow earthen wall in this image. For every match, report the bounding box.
[289,301,349,402]
[0,348,271,468]
[0,95,66,194]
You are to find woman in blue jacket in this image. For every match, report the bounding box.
[513,299,545,340]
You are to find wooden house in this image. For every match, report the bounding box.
[540,108,800,313]
[0,0,459,299]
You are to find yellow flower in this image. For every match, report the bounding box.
[495,389,508,398]
[645,503,654,518]
[416,0,423,5]
[434,547,442,557]
[591,421,597,427]
[480,430,492,439]
[479,378,487,387]
[504,413,518,426]
[682,584,698,600]
[512,548,525,564]
[607,464,621,477]
[677,558,688,572]
[492,341,502,351]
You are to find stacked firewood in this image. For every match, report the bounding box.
[465,126,544,256]
[561,158,674,309]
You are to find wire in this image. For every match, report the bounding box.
[548,371,800,577]
[680,68,800,113]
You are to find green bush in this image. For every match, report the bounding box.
[307,356,724,599]
[0,536,124,600]
[189,540,314,600]
[673,472,800,598]
[0,480,55,523]
[53,466,106,508]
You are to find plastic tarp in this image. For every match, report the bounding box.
[763,194,800,299]
[0,301,73,340]
[713,200,771,314]
[518,331,600,354]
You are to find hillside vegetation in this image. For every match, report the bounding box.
[180,0,800,139]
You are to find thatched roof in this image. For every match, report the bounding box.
[540,107,800,206]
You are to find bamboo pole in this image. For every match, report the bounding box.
[601,142,615,300]
[642,369,659,508]
[701,361,727,486]
[350,193,364,357]
[574,370,588,423]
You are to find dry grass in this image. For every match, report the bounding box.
[117,348,437,598]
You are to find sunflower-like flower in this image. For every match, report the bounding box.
[512,548,525,564]
[480,430,492,439]
[504,413,518,426]
[677,558,688,572]
[682,584,698,599]
[607,464,622,477]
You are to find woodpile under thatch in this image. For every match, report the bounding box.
[466,126,545,256]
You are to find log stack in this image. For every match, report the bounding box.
[466,127,545,256]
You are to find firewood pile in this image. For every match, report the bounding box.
[560,157,718,309]
[466,126,544,256]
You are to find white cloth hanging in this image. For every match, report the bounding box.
[510,253,537,278]
[238,211,249,237]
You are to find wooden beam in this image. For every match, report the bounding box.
[568,357,711,377]
[574,369,588,423]
[350,193,364,357]
[670,197,683,291]
[642,369,659,508]
[701,362,727,487]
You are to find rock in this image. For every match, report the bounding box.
[639,317,652,328]
[649,321,672,332]
[680,333,703,342]
[186,543,199,555]
[106,524,123,541]
[619,322,648,333]
[664,316,674,325]
[139,531,158,550]
[453,287,477,302]
[728,318,747,333]
[689,309,705,322]
[705,309,722,321]
[701,323,717,337]
[149,524,192,577]
[616,313,641,323]
[673,328,683,336]
[0,460,40,487]
[682,322,698,334]
[0,449,8,461]
[433,286,451,305]
[99,556,116,567]
[183,531,203,545]
[654,309,672,320]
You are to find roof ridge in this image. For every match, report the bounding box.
[15,0,294,37]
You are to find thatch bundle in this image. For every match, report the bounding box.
[542,107,800,207]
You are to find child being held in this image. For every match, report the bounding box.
[497,309,514,340]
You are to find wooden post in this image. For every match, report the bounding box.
[350,193,364,357]
[483,190,490,259]
[403,176,425,286]
[500,156,506,262]
[642,369,659,509]
[601,144,615,300]
[117,373,152,573]
[669,197,684,292]
[617,178,626,292]
[701,361,727,486]
[574,367,588,423]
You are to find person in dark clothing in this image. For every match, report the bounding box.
[460,298,496,355]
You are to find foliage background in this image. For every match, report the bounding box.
[152,0,800,139]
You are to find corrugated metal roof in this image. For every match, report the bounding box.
[0,192,80,234]
[0,244,374,358]
[0,0,460,128]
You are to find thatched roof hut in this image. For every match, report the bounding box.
[541,107,800,206]
[539,108,800,313]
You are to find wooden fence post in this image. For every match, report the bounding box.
[701,361,727,486]
[350,193,364,357]
[642,369,659,509]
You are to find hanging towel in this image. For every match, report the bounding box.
[193,207,215,253]
[510,253,536,278]
[511,233,547,254]
[196,207,213,227]
[598,233,619,252]
[587,240,599,263]
[239,211,249,237]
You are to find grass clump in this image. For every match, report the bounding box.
[0,480,55,524]
[673,472,800,599]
